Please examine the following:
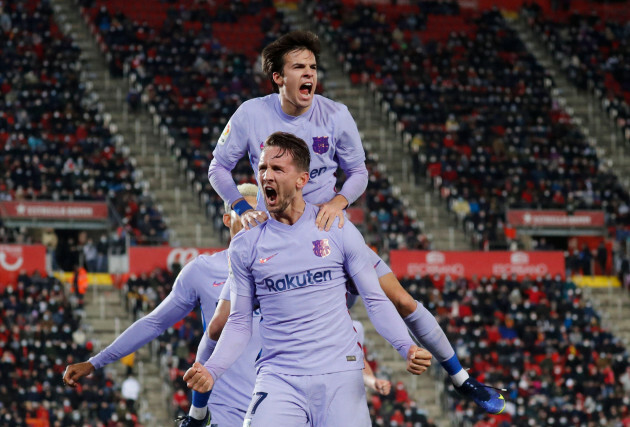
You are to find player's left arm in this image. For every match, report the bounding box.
[184,247,254,392]
[317,107,368,231]
[342,225,431,374]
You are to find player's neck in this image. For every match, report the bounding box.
[279,96,311,117]
[270,199,306,225]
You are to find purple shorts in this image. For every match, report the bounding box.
[244,368,370,427]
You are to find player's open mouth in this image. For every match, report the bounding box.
[299,83,313,96]
[265,186,277,204]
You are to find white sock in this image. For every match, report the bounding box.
[451,369,469,387]
[188,405,207,420]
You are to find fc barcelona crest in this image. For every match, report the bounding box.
[312,136,329,154]
[312,239,331,257]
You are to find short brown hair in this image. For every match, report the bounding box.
[263,132,310,173]
[261,31,321,93]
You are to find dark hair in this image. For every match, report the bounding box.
[261,31,321,93]
[264,132,311,173]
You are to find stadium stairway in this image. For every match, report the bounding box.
[511,15,630,181]
[83,284,172,425]
[584,285,630,349]
[51,0,222,248]
[283,4,472,252]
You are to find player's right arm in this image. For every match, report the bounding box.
[341,223,431,375]
[208,106,267,229]
[63,264,200,387]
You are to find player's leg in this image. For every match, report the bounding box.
[370,250,505,414]
[312,370,370,427]
[244,370,309,427]
[207,403,247,427]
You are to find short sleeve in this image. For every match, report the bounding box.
[218,280,231,301]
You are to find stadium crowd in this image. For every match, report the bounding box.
[521,2,630,145]
[401,273,630,426]
[310,1,630,254]
[0,0,168,246]
[0,271,140,426]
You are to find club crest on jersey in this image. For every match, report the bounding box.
[218,121,231,145]
[312,239,331,257]
[312,136,329,154]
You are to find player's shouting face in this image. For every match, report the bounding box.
[273,49,317,116]
[258,133,310,220]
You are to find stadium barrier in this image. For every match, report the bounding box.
[390,250,566,280]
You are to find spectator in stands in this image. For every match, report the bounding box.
[0,272,139,426]
[121,373,141,411]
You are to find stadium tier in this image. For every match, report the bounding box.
[2,0,630,426]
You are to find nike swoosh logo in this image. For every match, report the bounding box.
[212,281,225,287]
[259,253,278,264]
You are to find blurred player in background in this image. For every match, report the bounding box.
[186,132,431,426]
[206,30,506,414]
[63,184,261,427]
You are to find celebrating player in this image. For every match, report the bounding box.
[63,184,261,427]
[206,30,506,414]
[185,132,431,426]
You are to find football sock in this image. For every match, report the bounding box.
[404,301,469,385]
[189,392,210,419]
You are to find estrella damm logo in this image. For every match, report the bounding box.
[312,239,331,257]
[312,136,329,154]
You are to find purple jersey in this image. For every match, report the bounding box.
[212,94,366,208]
[204,204,414,380]
[88,251,260,412]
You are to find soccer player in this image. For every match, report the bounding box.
[62,184,261,427]
[185,132,430,426]
[206,30,506,413]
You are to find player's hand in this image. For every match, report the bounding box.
[240,209,268,230]
[63,361,95,387]
[373,378,392,395]
[316,195,348,231]
[406,346,432,375]
[183,362,215,393]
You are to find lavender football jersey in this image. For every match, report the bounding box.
[88,251,260,412]
[205,204,413,379]
[212,94,365,207]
